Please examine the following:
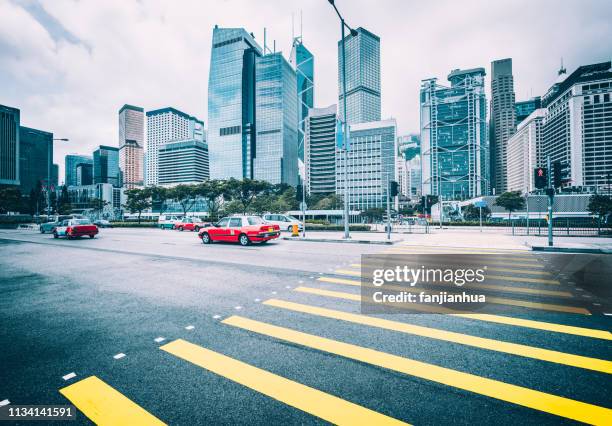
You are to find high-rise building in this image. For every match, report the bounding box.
[290,37,314,169]
[18,126,53,194]
[421,68,488,199]
[541,61,612,191]
[305,105,336,195]
[158,139,209,185]
[506,109,545,192]
[76,162,93,186]
[93,146,120,187]
[207,26,262,180]
[146,107,204,186]
[65,155,92,187]
[51,164,58,187]
[515,96,542,125]
[118,104,144,188]
[336,119,396,210]
[253,52,298,186]
[397,134,421,199]
[490,58,516,194]
[0,104,20,186]
[338,27,381,125]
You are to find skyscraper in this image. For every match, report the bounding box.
[118,105,144,189]
[421,68,488,199]
[0,104,20,186]
[146,107,204,186]
[76,163,93,186]
[506,109,545,192]
[207,26,262,180]
[397,134,422,199]
[305,105,337,195]
[490,58,516,194]
[338,27,381,125]
[18,126,53,194]
[515,96,542,125]
[253,52,298,186]
[159,139,209,185]
[290,36,314,169]
[93,146,120,187]
[65,155,92,187]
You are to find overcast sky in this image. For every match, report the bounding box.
[1,0,611,182]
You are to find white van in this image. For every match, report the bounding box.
[158,215,181,229]
[262,213,303,231]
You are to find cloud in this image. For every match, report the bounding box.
[1,0,611,183]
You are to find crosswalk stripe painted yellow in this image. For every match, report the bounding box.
[320,276,574,302]
[160,339,408,425]
[263,299,611,374]
[222,316,612,424]
[59,376,166,426]
[350,264,552,276]
[294,286,612,340]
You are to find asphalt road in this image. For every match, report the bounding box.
[0,227,611,425]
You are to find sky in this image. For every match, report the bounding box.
[1,0,611,182]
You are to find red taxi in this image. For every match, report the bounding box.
[198,215,280,246]
[174,217,211,232]
[52,219,99,239]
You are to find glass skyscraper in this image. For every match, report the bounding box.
[65,154,92,187]
[18,126,53,194]
[207,26,262,180]
[290,37,314,166]
[420,68,489,199]
[253,52,298,186]
[93,146,121,187]
[0,104,20,186]
[338,27,381,125]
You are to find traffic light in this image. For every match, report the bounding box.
[534,167,547,189]
[389,180,399,197]
[296,184,304,202]
[553,161,570,188]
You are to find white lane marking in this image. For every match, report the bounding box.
[593,303,602,306]
[285,285,291,289]
[604,313,612,316]
[271,291,277,295]
[234,306,242,310]
[62,372,76,381]
[113,353,126,360]
[185,325,195,330]
[583,295,592,298]
[576,288,584,291]
[213,315,221,319]
[318,272,323,275]
[254,298,261,302]
[309,276,314,279]
[154,337,165,343]
[298,280,304,284]
[0,399,9,407]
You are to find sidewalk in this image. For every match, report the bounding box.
[282,231,402,245]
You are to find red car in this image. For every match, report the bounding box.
[53,219,99,239]
[198,215,280,246]
[174,217,211,232]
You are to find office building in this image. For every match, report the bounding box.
[506,109,545,192]
[76,163,93,186]
[421,68,488,199]
[118,104,144,188]
[0,104,20,186]
[305,105,336,195]
[290,36,314,168]
[541,61,612,191]
[65,154,92,187]
[93,146,120,187]
[336,119,396,210]
[18,126,53,194]
[51,164,58,187]
[516,96,541,125]
[66,183,124,218]
[490,58,516,194]
[208,26,262,180]
[146,107,204,186]
[253,52,298,186]
[338,27,381,125]
[158,139,209,185]
[397,134,421,199]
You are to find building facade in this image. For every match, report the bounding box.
[338,27,381,125]
[506,109,545,193]
[490,58,516,194]
[158,139,209,185]
[290,37,314,169]
[336,119,396,210]
[396,134,421,199]
[515,96,541,125]
[118,104,144,188]
[207,26,262,180]
[0,104,20,186]
[253,52,298,186]
[18,126,53,194]
[65,155,92,187]
[146,107,204,186]
[421,68,488,200]
[67,183,124,219]
[93,146,120,187]
[76,163,93,186]
[305,105,336,195]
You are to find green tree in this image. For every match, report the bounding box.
[360,207,385,223]
[89,198,110,218]
[168,184,199,217]
[494,191,526,219]
[123,188,152,223]
[0,186,22,214]
[57,186,72,215]
[463,204,492,221]
[149,186,169,215]
[587,194,612,221]
[197,180,226,221]
[224,178,271,214]
[313,194,343,210]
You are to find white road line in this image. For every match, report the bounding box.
[285,285,291,289]
[604,313,612,316]
[309,276,314,279]
[0,399,9,407]
[254,298,261,302]
[576,288,584,291]
[62,372,76,381]
[271,291,277,295]
[185,325,195,330]
[583,295,592,298]
[594,303,602,306]
[213,315,221,319]
[234,306,242,310]
[154,337,165,343]
[298,280,304,284]
[113,353,126,360]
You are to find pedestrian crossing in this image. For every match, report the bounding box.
[57,243,612,424]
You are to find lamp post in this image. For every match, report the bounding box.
[49,138,69,217]
[328,0,358,239]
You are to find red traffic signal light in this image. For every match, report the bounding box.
[534,167,547,189]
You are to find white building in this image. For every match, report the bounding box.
[158,139,209,186]
[506,109,545,193]
[305,105,337,195]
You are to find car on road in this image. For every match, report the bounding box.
[262,213,303,232]
[198,215,280,246]
[174,217,211,232]
[93,219,113,228]
[52,219,99,239]
[40,220,61,234]
[158,215,181,229]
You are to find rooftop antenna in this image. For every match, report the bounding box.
[273,39,276,53]
[300,9,303,40]
[558,57,567,75]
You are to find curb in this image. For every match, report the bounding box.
[282,237,397,245]
[530,245,612,254]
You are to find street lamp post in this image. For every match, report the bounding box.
[49,138,69,217]
[328,0,358,239]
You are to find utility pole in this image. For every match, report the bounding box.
[547,155,553,247]
[386,176,391,240]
